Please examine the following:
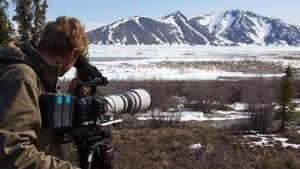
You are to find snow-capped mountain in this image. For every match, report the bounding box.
[87,9,300,46]
[161,11,209,45]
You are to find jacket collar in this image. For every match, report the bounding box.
[20,41,61,92]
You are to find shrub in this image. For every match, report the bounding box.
[247,103,275,133]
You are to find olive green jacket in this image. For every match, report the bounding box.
[0,41,79,169]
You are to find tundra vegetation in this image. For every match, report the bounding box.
[61,69,300,168]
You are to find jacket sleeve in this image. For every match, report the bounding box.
[0,78,80,169]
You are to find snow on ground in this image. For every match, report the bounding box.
[61,45,300,81]
[190,131,300,152]
[137,103,249,122]
[190,129,300,151]
[243,134,300,149]
[190,133,300,152]
[190,143,203,151]
[142,110,247,122]
[190,134,300,151]
[227,102,247,111]
[296,126,300,134]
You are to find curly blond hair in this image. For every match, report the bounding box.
[38,16,89,58]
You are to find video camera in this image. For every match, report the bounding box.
[40,55,152,130]
[39,55,152,169]
[39,80,151,130]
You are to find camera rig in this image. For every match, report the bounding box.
[39,55,152,169]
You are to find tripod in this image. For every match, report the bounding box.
[76,130,114,169]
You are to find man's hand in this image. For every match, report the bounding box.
[68,77,92,95]
[68,77,81,93]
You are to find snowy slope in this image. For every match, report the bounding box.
[87,9,300,46]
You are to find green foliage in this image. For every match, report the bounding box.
[31,0,47,43]
[13,0,34,41]
[12,0,47,42]
[275,66,298,131]
[232,146,241,169]
[258,150,273,169]
[284,152,297,169]
[0,0,14,45]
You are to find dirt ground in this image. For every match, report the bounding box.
[62,124,300,169]
[110,126,300,169]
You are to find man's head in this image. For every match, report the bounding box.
[38,16,89,76]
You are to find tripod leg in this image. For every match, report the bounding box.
[78,145,95,169]
[97,141,114,169]
[85,149,95,169]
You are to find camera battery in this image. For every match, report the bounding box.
[40,93,74,129]
[62,94,73,128]
[39,93,63,128]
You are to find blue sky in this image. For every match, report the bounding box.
[10,0,300,31]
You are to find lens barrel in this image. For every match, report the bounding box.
[104,89,151,114]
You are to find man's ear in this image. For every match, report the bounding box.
[69,49,78,59]
[72,48,83,59]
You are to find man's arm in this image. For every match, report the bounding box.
[0,78,80,169]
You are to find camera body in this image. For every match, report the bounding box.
[39,93,109,129]
[39,78,152,130]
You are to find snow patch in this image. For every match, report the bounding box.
[244,134,300,149]
[190,143,203,150]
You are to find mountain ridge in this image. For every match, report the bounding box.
[86,9,300,46]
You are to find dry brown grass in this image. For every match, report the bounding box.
[62,125,300,169]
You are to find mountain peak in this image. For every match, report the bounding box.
[228,9,245,13]
[164,11,187,21]
[171,11,185,17]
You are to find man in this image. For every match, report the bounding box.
[0,16,88,168]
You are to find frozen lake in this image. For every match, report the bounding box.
[88,45,300,58]
[63,45,300,81]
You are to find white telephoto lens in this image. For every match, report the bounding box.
[104,89,151,114]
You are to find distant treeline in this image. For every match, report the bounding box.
[0,0,48,45]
